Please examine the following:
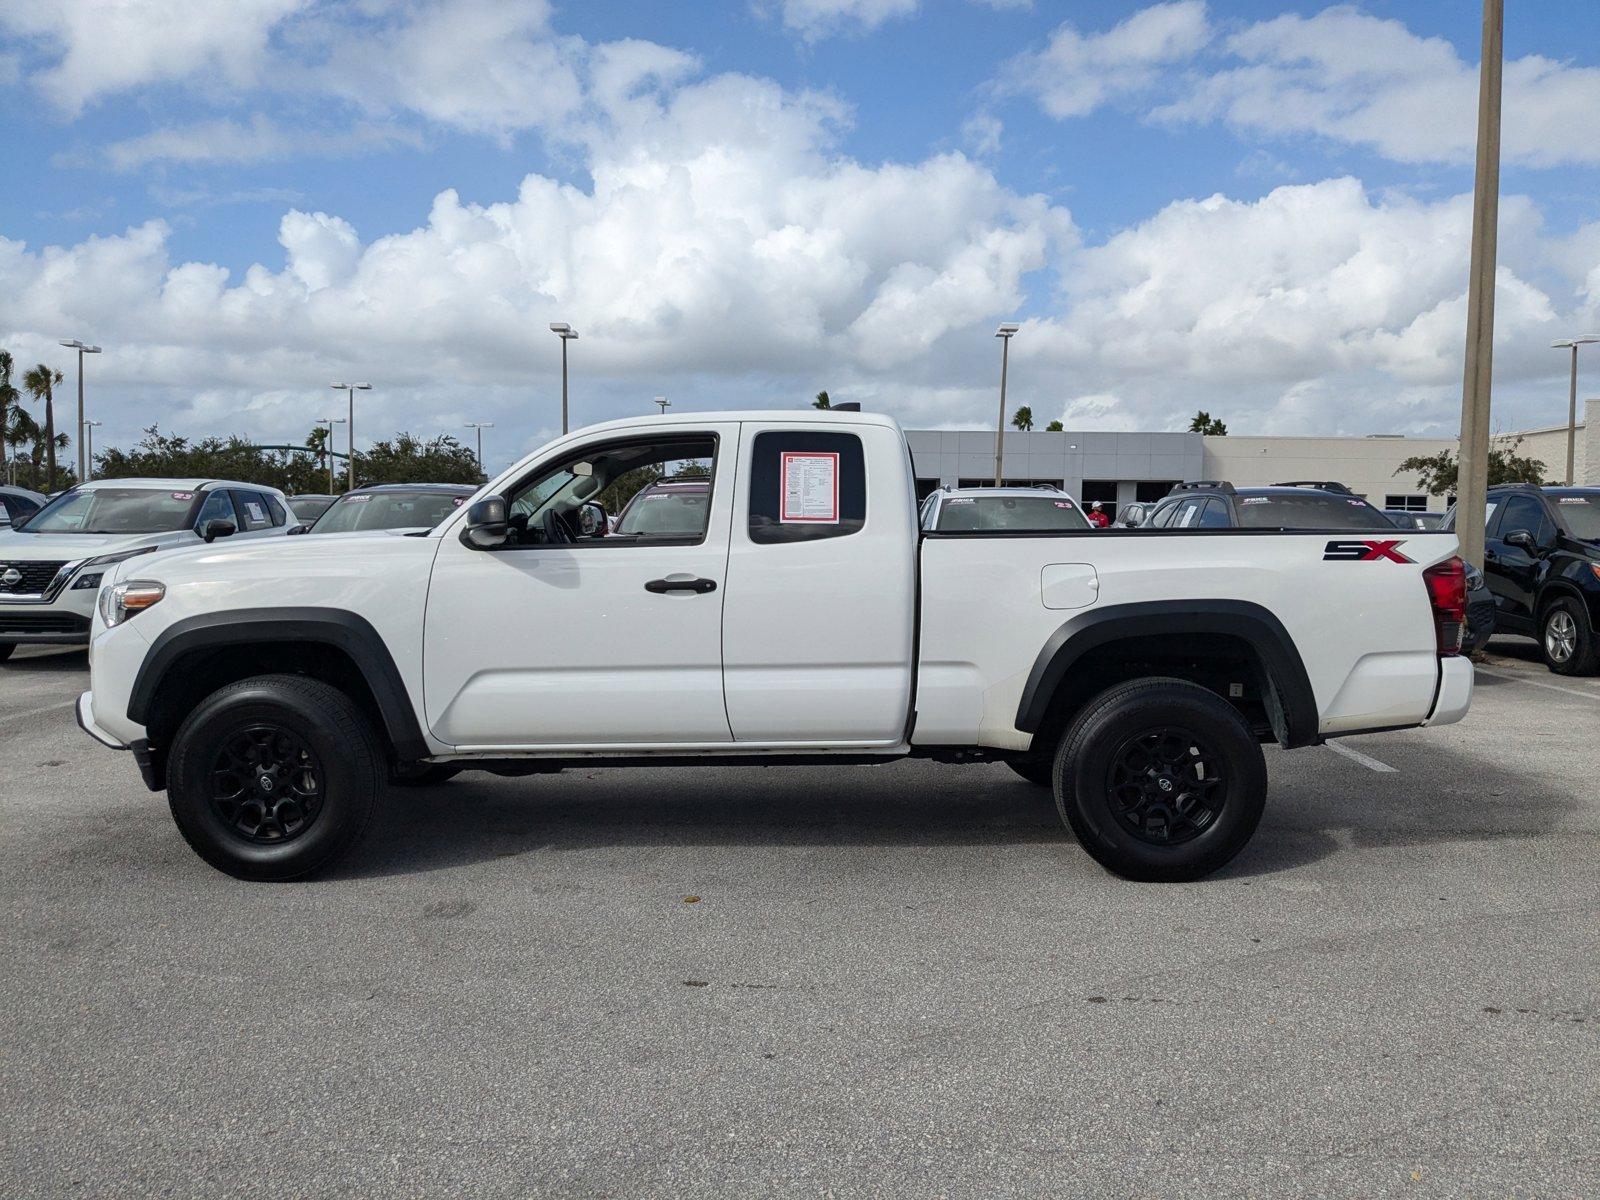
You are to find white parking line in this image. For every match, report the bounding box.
[1476,667,1600,702]
[1326,740,1398,773]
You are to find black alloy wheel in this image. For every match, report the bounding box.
[1105,727,1226,846]
[210,724,325,843]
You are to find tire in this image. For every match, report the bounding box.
[0,642,15,662]
[389,762,463,787]
[1007,756,1055,787]
[1053,678,1267,882]
[166,674,384,881]
[1539,597,1600,676]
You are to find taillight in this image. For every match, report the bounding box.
[1423,556,1467,657]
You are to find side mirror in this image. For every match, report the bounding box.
[287,524,310,536]
[576,501,607,538]
[1118,504,1147,528]
[1504,529,1537,553]
[460,496,509,550]
[201,519,236,544]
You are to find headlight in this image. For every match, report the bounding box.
[99,580,165,627]
[72,545,159,591]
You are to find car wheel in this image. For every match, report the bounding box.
[1053,678,1267,882]
[166,674,383,880]
[1540,597,1600,676]
[389,762,463,787]
[1006,755,1054,787]
[0,642,14,662]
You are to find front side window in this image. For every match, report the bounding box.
[1496,495,1553,544]
[25,487,200,535]
[748,431,865,544]
[503,435,717,546]
[934,494,1090,532]
[195,491,235,530]
[1195,498,1231,528]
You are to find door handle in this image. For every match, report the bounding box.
[644,577,717,594]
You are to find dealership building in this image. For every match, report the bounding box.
[905,398,1597,513]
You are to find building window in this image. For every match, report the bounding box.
[1080,480,1119,504]
[915,478,940,502]
[1136,481,1177,503]
[1385,494,1428,512]
[956,478,1064,490]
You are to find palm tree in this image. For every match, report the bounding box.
[813,390,831,409]
[0,350,17,481]
[23,363,64,491]
[1045,420,1064,432]
[1011,405,1034,432]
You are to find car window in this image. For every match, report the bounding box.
[1195,498,1231,528]
[934,495,1091,532]
[503,435,717,546]
[1551,494,1600,540]
[264,494,289,526]
[312,491,472,534]
[1170,498,1205,528]
[747,431,866,544]
[1496,495,1553,544]
[195,490,236,530]
[1234,493,1396,530]
[236,491,275,531]
[25,487,199,534]
[1147,500,1179,528]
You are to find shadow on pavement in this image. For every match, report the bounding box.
[328,741,1580,883]
[3,647,88,673]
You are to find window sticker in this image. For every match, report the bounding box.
[346,495,372,504]
[452,496,466,506]
[1241,496,1271,504]
[1558,497,1587,504]
[779,451,840,523]
[1053,501,1073,508]
[245,502,266,522]
[171,491,195,501]
[946,497,975,504]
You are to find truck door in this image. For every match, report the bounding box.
[720,421,916,746]
[422,425,739,748]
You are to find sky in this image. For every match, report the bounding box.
[1,0,1598,471]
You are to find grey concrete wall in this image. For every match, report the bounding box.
[905,429,1203,496]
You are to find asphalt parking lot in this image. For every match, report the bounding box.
[3,642,1597,1197]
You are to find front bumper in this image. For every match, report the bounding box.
[76,690,163,790]
[0,587,97,644]
[76,690,125,748]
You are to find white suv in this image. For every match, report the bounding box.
[0,478,293,659]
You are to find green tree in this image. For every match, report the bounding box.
[354,432,483,486]
[0,350,18,480]
[812,390,831,409]
[1011,406,1034,432]
[1395,438,1548,496]
[1189,411,1227,435]
[22,363,65,490]
[1045,419,1064,432]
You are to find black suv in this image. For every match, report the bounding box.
[1135,481,1396,531]
[1452,484,1600,675]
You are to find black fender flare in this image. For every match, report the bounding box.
[1014,599,1320,748]
[127,607,429,760]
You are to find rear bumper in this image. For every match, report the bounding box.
[1423,656,1473,727]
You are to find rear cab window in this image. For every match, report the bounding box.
[747,431,865,543]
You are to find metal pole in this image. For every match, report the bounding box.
[75,346,85,481]
[561,338,569,435]
[993,336,1010,487]
[475,425,483,466]
[347,387,356,491]
[1455,0,1502,570]
[1566,343,1579,486]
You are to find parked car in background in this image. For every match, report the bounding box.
[610,479,712,538]
[1386,510,1445,530]
[0,485,47,529]
[286,494,338,524]
[1462,561,1495,654]
[0,478,294,658]
[919,485,1090,532]
[300,483,476,535]
[1138,482,1398,531]
[1446,484,1600,675]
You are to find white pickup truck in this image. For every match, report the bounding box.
[77,410,1473,882]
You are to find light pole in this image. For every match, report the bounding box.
[993,323,1019,486]
[319,417,346,493]
[654,395,670,415]
[329,383,370,490]
[82,419,102,481]
[1456,0,1502,570]
[1551,336,1599,486]
[549,322,579,434]
[465,421,494,470]
[59,339,102,482]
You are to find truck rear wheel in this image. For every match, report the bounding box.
[1053,678,1266,882]
[166,674,384,881]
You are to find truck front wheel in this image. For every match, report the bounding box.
[166,674,384,881]
[1053,679,1266,882]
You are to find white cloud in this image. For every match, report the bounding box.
[1161,7,1600,168]
[998,1,1211,118]
[771,0,920,40]
[961,112,1003,156]
[90,116,421,172]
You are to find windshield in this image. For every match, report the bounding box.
[288,496,336,522]
[615,488,710,536]
[22,487,198,534]
[936,495,1091,532]
[1235,494,1397,531]
[1553,494,1600,540]
[310,491,468,533]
